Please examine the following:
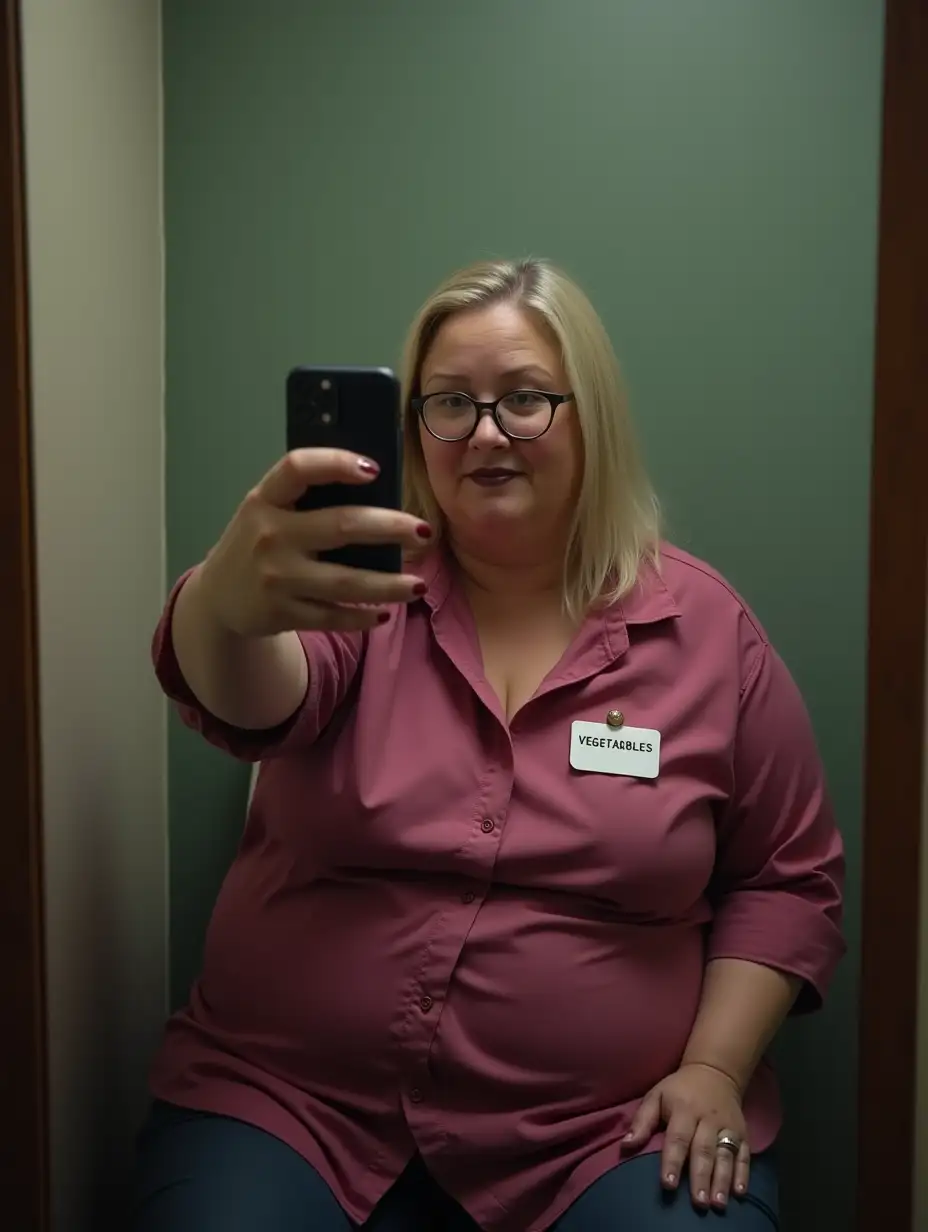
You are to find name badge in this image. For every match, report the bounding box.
[569,720,661,779]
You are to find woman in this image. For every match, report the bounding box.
[136,259,844,1231]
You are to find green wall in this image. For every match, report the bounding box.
[162,3,884,1227]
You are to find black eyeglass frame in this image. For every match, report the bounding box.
[410,390,575,442]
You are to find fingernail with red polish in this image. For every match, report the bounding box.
[412,582,427,596]
[377,611,390,624]
[357,457,379,475]
[416,523,433,539]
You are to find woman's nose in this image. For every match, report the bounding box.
[469,409,508,448]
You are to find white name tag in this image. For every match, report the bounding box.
[569,721,661,779]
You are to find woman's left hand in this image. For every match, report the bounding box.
[622,1062,750,1210]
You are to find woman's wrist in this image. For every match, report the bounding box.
[677,1058,745,1099]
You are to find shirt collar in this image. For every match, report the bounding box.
[414,547,680,634]
[602,552,681,660]
[616,554,682,625]
[414,549,454,612]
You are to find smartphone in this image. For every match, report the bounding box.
[286,365,403,574]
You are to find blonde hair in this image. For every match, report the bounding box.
[401,258,661,617]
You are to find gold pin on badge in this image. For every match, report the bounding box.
[606,710,625,729]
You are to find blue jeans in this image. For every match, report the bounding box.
[133,1101,778,1230]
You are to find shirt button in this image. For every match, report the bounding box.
[419,995,433,1013]
[481,818,495,833]
[410,1088,423,1104]
[461,890,476,904]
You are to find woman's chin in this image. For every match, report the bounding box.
[463,483,533,515]
[449,502,538,555]
[461,499,532,533]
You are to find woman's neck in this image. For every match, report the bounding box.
[450,540,564,605]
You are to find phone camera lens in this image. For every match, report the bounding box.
[308,377,338,424]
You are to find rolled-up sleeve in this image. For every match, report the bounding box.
[152,570,364,762]
[708,637,846,1012]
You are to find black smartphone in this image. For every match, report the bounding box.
[286,365,403,574]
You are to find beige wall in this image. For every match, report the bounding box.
[19,1,167,1227]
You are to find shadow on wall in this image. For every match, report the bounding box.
[52,778,162,1224]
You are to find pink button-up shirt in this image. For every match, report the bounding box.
[150,544,844,1231]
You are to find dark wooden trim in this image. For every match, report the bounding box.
[0,1,48,1228]
[858,1,928,1228]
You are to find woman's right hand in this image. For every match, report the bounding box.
[196,448,431,638]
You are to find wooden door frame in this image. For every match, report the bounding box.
[0,0,48,1229]
[858,1,928,1228]
[0,1,924,1229]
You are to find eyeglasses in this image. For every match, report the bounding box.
[411,389,574,443]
